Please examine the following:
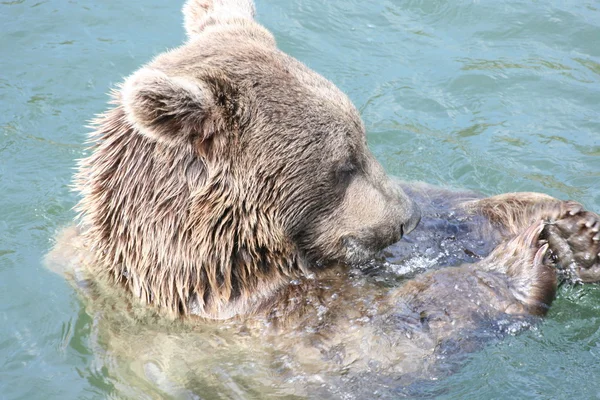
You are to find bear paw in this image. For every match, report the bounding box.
[543,202,600,283]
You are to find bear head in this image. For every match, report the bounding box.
[76,0,420,318]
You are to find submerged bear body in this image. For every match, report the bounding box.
[48,0,600,396]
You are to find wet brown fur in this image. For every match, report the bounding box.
[73,0,421,320]
[67,0,600,324]
[49,1,600,390]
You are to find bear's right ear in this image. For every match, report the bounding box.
[121,68,239,148]
[183,0,256,38]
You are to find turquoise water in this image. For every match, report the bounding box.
[1,0,600,398]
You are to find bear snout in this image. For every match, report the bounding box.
[340,213,418,265]
[335,186,422,265]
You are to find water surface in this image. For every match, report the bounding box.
[1,0,599,398]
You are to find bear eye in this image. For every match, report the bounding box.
[336,162,357,182]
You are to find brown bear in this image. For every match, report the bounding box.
[48,0,600,395]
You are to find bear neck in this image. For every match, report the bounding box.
[75,106,308,319]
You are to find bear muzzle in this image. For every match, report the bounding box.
[340,200,421,265]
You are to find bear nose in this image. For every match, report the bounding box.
[383,179,421,237]
[403,201,421,236]
[388,196,420,240]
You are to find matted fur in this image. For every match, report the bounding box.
[71,0,600,323]
[73,0,421,319]
[51,1,600,390]
[76,104,301,318]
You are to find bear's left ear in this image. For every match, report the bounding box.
[183,0,256,38]
[121,68,242,147]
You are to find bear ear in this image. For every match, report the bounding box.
[121,68,239,147]
[183,0,256,38]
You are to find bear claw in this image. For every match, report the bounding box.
[565,201,584,216]
[543,205,600,283]
[533,242,550,267]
